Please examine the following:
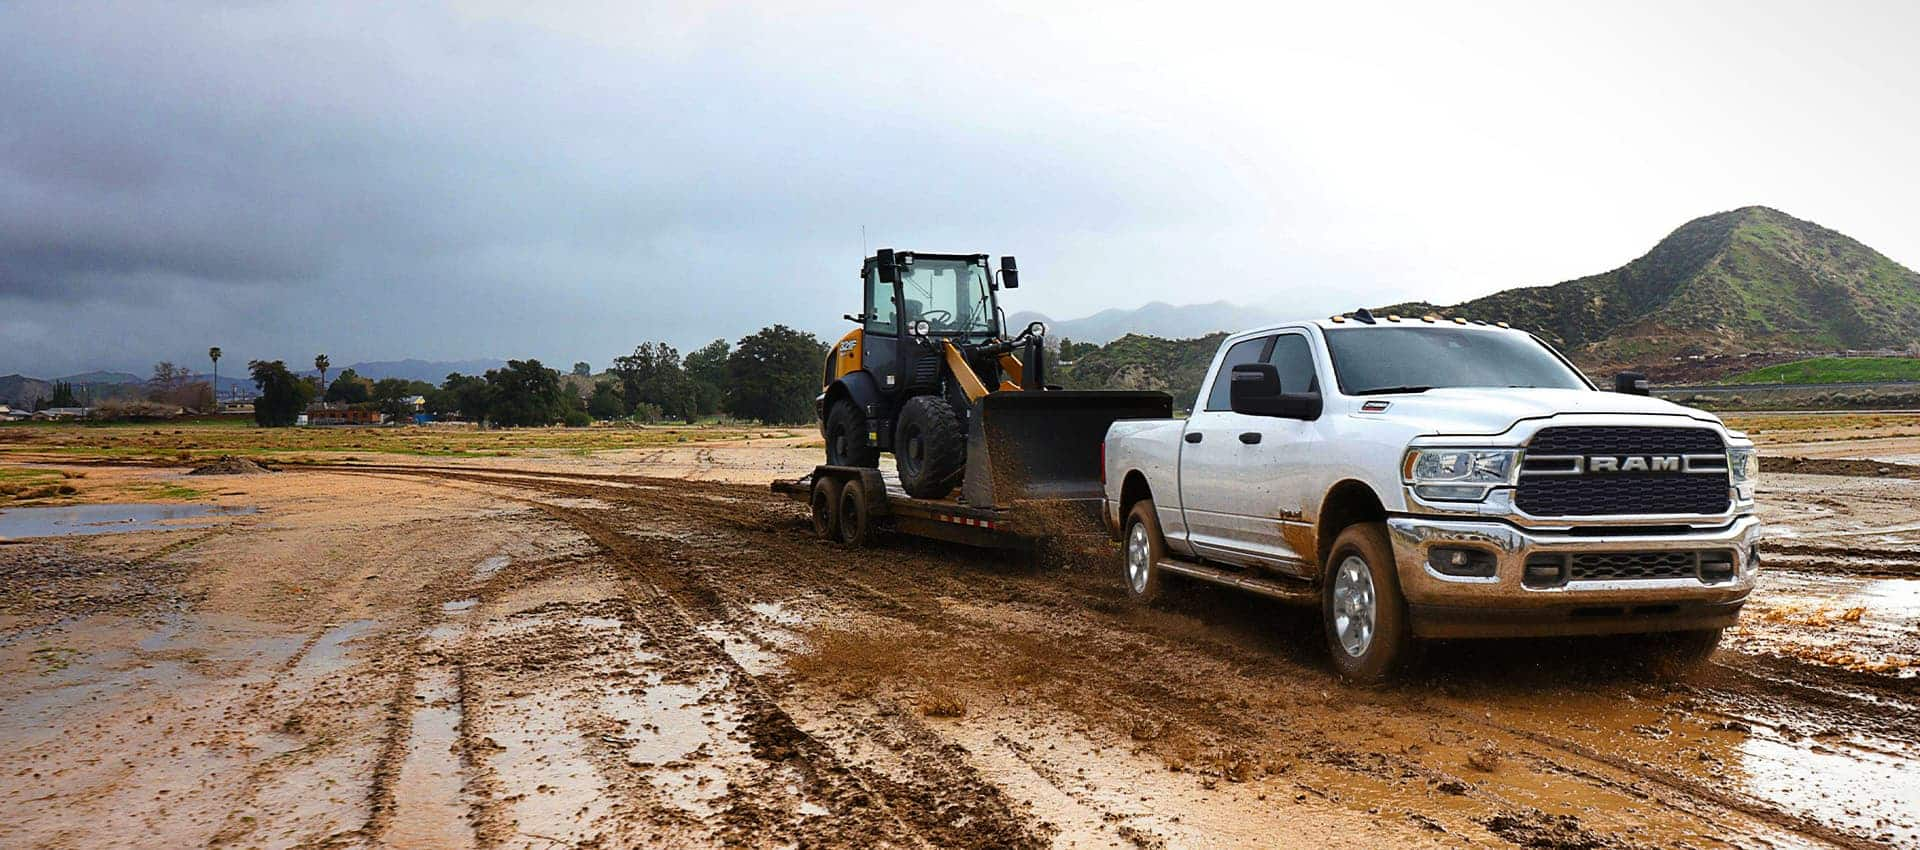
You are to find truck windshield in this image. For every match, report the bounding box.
[1323,327,1590,395]
[898,258,996,337]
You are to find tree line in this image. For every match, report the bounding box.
[245,324,826,428]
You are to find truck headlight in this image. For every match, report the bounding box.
[1727,445,1758,502]
[1404,448,1521,502]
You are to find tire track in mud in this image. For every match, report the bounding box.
[322,463,1913,849]
[350,469,1050,848]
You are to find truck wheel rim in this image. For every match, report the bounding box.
[1126,522,1151,594]
[1332,555,1375,658]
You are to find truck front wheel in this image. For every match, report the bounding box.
[1323,522,1412,684]
[1122,500,1174,605]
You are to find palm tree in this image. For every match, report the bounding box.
[208,347,222,408]
[315,354,331,399]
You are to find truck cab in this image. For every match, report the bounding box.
[1103,314,1761,682]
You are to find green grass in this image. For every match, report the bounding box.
[1724,356,1920,385]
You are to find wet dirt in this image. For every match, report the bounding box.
[2,449,1916,848]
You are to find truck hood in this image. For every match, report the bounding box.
[1354,387,1722,438]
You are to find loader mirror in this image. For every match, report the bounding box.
[875,248,900,284]
[999,255,1019,288]
[1614,371,1650,396]
[1229,363,1323,420]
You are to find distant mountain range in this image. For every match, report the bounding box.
[1009,301,1285,346]
[1059,206,1920,404]
[1381,206,1920,369]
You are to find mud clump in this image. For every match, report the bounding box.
[917,685,967,718]
[189,455,277,476]
[1482,808,1628,849]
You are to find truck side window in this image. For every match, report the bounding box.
[865,268,897,335]
[1203,336,1273,411]
[1266,334,1319,395]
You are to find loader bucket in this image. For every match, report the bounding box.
[961,390,1172,510]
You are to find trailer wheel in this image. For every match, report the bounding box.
[810,477,843,541]
[837,481,874,547]
[1322,522,1411,685]
[1122,500,1173,605]
[895,395,964,499]
[825,401,878,468]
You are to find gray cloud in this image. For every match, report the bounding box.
[2,1,1917,377]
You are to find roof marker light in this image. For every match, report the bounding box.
[1453,317,1467,324]
[1329,315,1346,323]
[1387,314,1402,322]
[1496,321,1510,328]
[1421,315,1437,323]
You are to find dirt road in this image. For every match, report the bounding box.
[2,445,1916,848]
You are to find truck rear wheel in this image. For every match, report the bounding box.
[810,477,843,540]
[825,401,878,468]
[1122,500,1174,605]
[1323,522,1411,684]
[895,395,964,499]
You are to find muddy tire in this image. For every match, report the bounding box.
[1122,500,1175,605]
[1643,628,1722,679]
[895,395,964,499]
[1322,522,1411,685]
[810,477,843,540]
[837,480,874,547]
[825,401,878,468]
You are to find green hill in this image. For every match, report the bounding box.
[1382,206,1920,368]
[1725,356,1920,385]
[1058,332,1226,412]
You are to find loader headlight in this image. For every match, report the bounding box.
[909,319,931,337]
[1404,448,1521,502]
[1727,445,1758,502]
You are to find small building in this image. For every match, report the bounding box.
[305,403,383,426]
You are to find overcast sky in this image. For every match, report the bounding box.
[4,1,1917,377]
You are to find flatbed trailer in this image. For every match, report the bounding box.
[773,465,1088,553]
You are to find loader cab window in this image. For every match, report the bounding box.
[897,258,996,338]
[864,267,897,335]
[1204,335,1272,411]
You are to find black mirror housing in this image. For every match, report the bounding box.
[1000,255,1019,288]
[1614,371,1650,396]
[1228,363,1322,420]
[875,248,900,284]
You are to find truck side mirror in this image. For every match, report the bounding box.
[999,255,1019,289]
[1614,371,1650,396]
[1229,363,1323,420]
[875,248,900,284]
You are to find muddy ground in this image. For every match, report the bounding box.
[1,437,1917,849]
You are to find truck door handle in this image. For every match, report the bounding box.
[1238,432,1262,444]
[1185,432,1203,443]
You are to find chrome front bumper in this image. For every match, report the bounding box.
[1385,514,1761,638]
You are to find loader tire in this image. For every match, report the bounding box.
[825,401,878,468]
[895,395,964,499]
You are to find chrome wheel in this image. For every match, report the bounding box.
[1125,521,1151,594]
[1332,555,1376,658]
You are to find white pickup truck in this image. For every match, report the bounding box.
[1102,313,1760,682]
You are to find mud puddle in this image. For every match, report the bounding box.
[0,503,255,539]
[1736,571,1920,676]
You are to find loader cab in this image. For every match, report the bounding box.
[859,251,1005,399]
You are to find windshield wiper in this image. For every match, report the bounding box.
[1354,385,1435,395]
